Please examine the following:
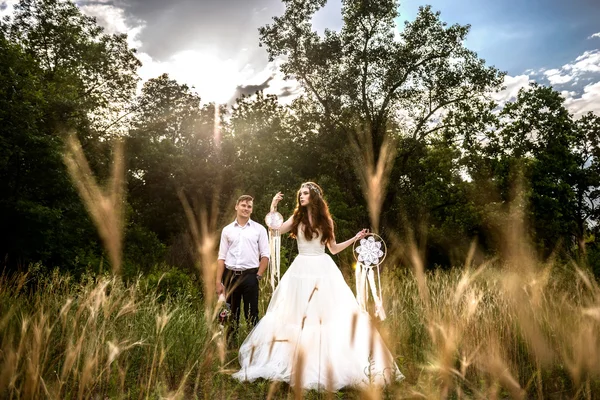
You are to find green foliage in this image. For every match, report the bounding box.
[6,0,140,135]
[1,0,600,277]
[138,265,202,302]
[256,0,507,265]
[126,74,218,245]
[458,83,600,260]
[122,224,167,276]
[0,0,139,272]
[0,29,101,271]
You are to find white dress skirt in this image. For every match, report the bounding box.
[232,229,404,391]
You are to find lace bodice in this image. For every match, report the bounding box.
[297,227,325,256]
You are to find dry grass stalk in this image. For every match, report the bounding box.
[266,380,281,400]
[1,234,600,398]
[177,190,219,309]
[325,363,334,397]
[268,337,288,360]
[293,348,305,400]
[350,125,397,233]
[360,385,382,400]
[64,135,125,274]
[177,188,230,374]
[350,311,359,347]
[477,341,526,400]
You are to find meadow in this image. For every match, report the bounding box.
[1,242,599,399]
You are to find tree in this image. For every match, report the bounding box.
[5,0,140,138]
[0,30,101,270]
[460,84,600,259]
[259,0,504,235]
[572,113,600,258]
[125,74,222,270]
[0,0,140,271]
[260,0,502,156]
[223,92,299,206]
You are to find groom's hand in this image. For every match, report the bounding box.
[216,282,224,295]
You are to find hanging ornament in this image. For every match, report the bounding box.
[265,210,284,290]
[353,234,388,320]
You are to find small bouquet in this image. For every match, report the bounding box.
[217,294,231,326]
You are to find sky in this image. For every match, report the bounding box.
[1,0,599,115]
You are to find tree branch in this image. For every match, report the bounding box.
[360,24,373,123]
[375,49,453,131]
[413,94,471,142]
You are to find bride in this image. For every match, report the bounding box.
[232,182,404,390]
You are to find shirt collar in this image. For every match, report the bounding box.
[234,218,252,228]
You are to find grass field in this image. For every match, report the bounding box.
[1,250,599,399]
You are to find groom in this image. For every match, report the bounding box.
[216,195,269,336]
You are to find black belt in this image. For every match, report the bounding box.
[226,267,258,277]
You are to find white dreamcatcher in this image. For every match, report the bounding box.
[265,210,283,290]
[353,234,387,320]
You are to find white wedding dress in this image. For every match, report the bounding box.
[232,228,404,390]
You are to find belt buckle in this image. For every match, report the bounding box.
[233,270,243,276]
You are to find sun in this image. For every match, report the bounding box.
[137,49,247,104]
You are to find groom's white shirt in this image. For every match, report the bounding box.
[218,219,270,270]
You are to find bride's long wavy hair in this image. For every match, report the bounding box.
[291,182,334,245]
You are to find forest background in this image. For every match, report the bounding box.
[2,0,600,280]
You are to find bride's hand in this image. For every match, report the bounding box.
[354,229,369,241]
[271,192,283,211]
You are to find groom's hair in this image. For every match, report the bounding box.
[236,195,253,205]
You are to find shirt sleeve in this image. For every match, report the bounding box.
[258,226,271,259]
[217,227,229,261]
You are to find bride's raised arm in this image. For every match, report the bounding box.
[278,216,293,235]
[327,224,369,255]
[270,191,293,234]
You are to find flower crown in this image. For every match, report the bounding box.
[302,183,321,196]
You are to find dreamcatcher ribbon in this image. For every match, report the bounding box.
[265,210,283,290]
[353,235,387,321]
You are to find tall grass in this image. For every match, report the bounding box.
[385,263,600,399]
[0,270,216,398]
[1,258,599,399]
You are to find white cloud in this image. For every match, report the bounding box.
[0,0,18,19]
[569,50,600,73]
[543,50,600,85]
[563,81,600,116]
[492,74,532,105]
[136,50,257,104]
[493,42,600,118]
[544,68,574,85]
[550,49,600,116]
[76,2,303,105]
[560,89,577,98]
[589,32,600,40]
[240,56,302,104]
[78,4,143,49]
[77,3,262,104]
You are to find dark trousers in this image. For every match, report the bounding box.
[223,268,260,332]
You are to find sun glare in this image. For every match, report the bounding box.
[137,50,247,104]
